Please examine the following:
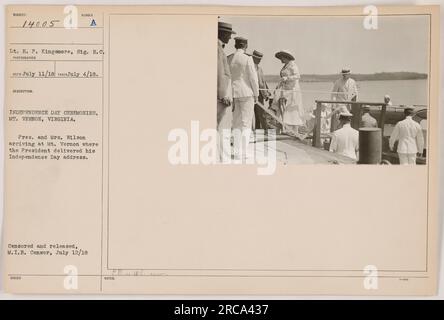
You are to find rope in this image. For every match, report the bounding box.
[258,88,427,108]
[259,88,348,95]
[255,101,284,126]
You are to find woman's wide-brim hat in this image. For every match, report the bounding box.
[275,50,295,61]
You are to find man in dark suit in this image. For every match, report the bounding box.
[251,50,271,131]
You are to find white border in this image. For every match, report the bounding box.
[0,0,442,300]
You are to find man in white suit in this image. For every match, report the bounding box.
[217,21,236,163]
[227,37,259,160]
[389,107,424,165]
[329,111,359,160]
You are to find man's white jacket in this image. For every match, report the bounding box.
[227,49,259,99]
[389,116,424,154]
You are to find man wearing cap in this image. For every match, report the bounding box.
[331,69,358,102]
[227,37,259,160]
[329,111,359,160]
[330,69,358,131]
[360,106,378,128]
[251,50,271,131]
[217,21,236,162]
[389,107,424,165]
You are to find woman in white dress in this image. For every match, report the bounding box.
[271,50,307,137]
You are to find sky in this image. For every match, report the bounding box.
[221,15,429,75]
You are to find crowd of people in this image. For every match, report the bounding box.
[217,21,316,162]
[217,21,425,165]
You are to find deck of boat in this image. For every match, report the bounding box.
[249,132,356,165]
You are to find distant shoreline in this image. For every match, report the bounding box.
[264,72,428,83]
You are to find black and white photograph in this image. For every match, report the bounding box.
[217,15,429,165]
[1,3,441,299]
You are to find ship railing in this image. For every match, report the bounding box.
[311,100,388,148]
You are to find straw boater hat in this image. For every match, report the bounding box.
[218,21,236,34]
[252,50,264,59]
[341,68,351,74]
[275,50,295,61]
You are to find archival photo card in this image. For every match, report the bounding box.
[2,5,440,295]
